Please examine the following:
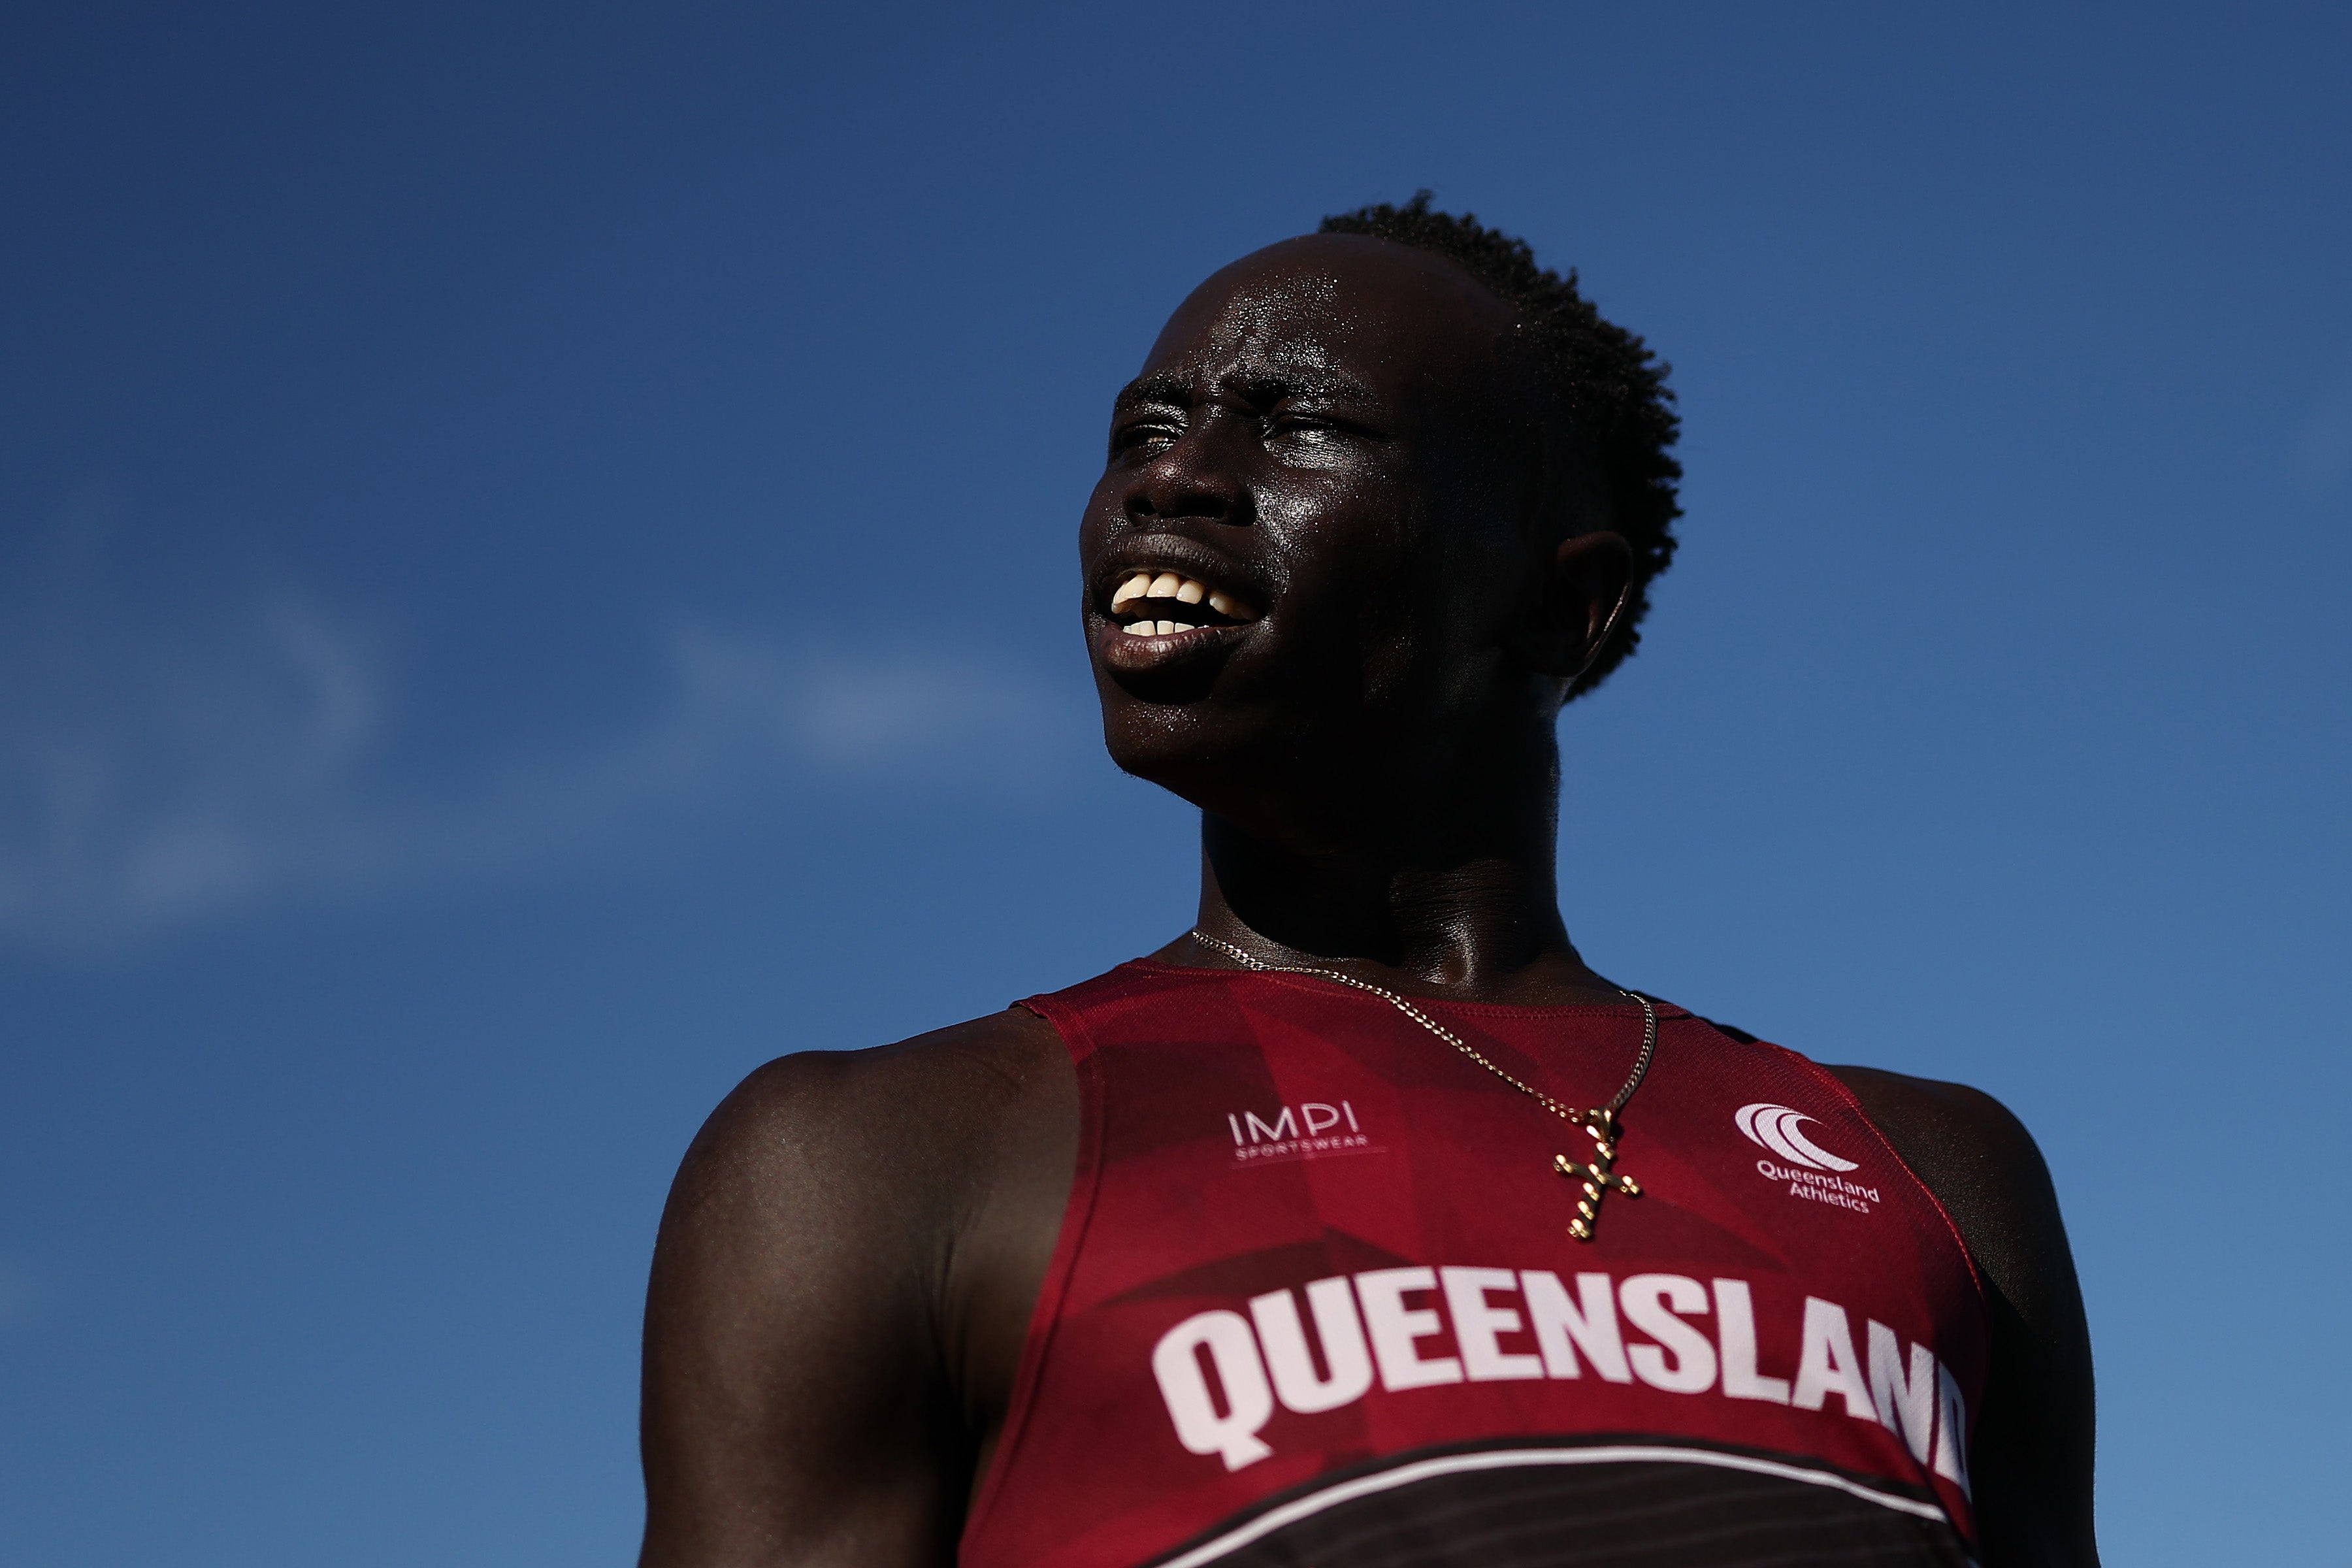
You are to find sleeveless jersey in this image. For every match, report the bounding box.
[961,962,1990,1568]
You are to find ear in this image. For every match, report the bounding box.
[1509,530,1634,683]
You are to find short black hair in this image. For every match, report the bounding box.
[1320,193,1681,700]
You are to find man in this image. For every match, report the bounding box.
[638,195,2098,1567]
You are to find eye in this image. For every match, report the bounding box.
[1109,416,1181,459]
[1264,411,1363,452]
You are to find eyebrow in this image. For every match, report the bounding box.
[1112,372,1194,414]
[1112,366,1378,414]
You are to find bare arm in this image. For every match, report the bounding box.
[638,1047,965,1568]
[638,1009,1074,1568]
[1831,1067,2099,1568]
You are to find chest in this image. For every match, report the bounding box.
[1073,1005,1980,1379]
[959,980,1991,1567]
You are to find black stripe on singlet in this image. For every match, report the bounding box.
[1143,1436,1975,1568]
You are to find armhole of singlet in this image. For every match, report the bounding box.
[957,994,1109,1560]
[1768,1042,1993,1312]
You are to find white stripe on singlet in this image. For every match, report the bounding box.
[1153,1443,1957,1568]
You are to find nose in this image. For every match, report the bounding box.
[1120,422,1255,530]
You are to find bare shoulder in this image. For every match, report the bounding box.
[640,1005,1075,1568]
[1822,1064,2063,1292]
[1825,1063,2100,1567]
[708,1004,1068,1136]
[684,1004,1071,1196]
[649,1000,1077,1370]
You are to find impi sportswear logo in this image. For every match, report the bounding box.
[1226,1100,1379,1164]
[1735,1103,1880,1216]
[1733,1103,1858,1172]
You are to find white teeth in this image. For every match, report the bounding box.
[1111,568,1258,627]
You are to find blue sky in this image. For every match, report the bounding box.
[3,4,2347,1563]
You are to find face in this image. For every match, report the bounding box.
[1079,234,1603,850]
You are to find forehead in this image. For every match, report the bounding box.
[1139,234,1522,395]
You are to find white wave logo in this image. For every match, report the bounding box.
[1734,1103,1859,1172]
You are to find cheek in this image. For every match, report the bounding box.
[1077,476,1120,549]
[1332,529,1524,711]
[1256,463,1415,585]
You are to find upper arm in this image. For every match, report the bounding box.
[638,1052,967,1568]
[1831,1067,2100,1568]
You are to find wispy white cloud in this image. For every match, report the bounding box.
[0,563,1086,953]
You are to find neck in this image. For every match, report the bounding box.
[1175,766,1622,1006]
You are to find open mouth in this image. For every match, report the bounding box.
[1107,570,1260,636]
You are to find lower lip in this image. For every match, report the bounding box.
[1094,617,1252,674]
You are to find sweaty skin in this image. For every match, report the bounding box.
[638,235,2099,1568]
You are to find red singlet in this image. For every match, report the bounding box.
[960,962,1989,1568]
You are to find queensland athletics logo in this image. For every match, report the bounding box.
[1734,1103,1859,1172]
[1737,1103,1879,1216]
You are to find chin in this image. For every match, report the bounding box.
[1100,703,1237,794]
[1100,702,1374,851]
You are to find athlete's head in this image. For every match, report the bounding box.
[1079,198,1680,851]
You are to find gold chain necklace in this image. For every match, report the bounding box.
[1187,931,1659,1241]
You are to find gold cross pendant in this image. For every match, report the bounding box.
[1554,1107,1641,1241]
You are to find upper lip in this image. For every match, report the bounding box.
[1089,533,1269,623]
